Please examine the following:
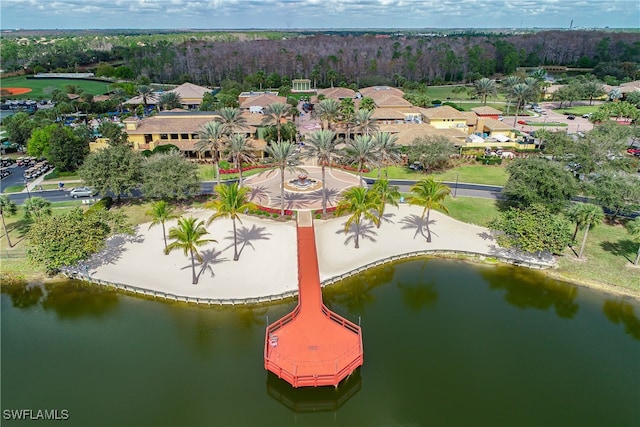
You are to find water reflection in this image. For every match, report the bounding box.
[2,283,44,308]
[482,266,579,319]
[266,369,361,413]
[603,299,640,341]
[324,263,395,315]
[2,280,120,319]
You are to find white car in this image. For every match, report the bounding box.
[69,187,96,198]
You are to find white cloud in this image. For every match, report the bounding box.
[1,0,638,29]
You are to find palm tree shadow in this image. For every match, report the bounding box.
[600,239,637,264]
[314,187,342,208]
[221,225,272,258]
[336,221,378,247]
[400,214,437,241]
[248,185,270,205]
[478,231,494,241]
[378,211,396,227]
[177,248,228,281]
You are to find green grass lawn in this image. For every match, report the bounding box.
[442,196,502,227]
[198,165,269,181]
[1,75,113,99]
[367,164,509,186]
[556,221,640,292]
[1,185,25,194]
[552,105,600,115]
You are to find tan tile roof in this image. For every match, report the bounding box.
[460,111,478,126]
[372,94,413,108]
[471,106,502,116]
[482,118,514,131]
[93,95,111,102]
[124,93,161,105]
[376,123,463,146]
[125,112,255,135]
[421,105,467,121]
[170,82,212,100]
[359,86,404,98]
[239,93,287,108]
[371,107,424,121]
[317,87,356,100]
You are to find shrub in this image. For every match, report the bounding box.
[85,196,112,214]
[315,214,321,219]
[431,99,442,106]
[272,214,278,218]
[475,155,503,165]
[219,160,231,170]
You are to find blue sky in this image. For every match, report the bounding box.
[2,0,639,30]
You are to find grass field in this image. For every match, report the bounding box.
[0,76,113,99]
[198,165,269,181]
[442,196,502,226]
[366,164,509,186]
[553,105,600,115]
[425,85,508,102]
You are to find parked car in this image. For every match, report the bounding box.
[69,187,96,198]
[567,115,576,120]
[582,113,592,119]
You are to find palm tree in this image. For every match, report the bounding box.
[474,78,497,105]
[22,197,52,221]
[0,195,17,248]
[314,98,341,130]
[566,203,592,242]
[206,183,256,261]
[626,217,640,265]
[197,121,226,185]
[408,178,451,243]
[572,204,605,259]
[112,88,126,115]
[335,187,380,249]
[345,134,379,187]
[339,98,356,142]
[225,134,255,187]
[165,216,215,285]
[501,75,521,114]
[372,131,401,178]
[510,83,532,128]
[147,200,178,252]
[261,102,292,143]
[217,107,247,136]
[303,129,338,214]
[159,92,183,111]
[354,109,378,136]
[264,140,304,215]
[371,179,401,228]
[137,85,154,113]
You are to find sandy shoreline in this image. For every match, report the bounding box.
[47,204,635,303]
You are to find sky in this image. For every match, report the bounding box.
[1,0,639,30]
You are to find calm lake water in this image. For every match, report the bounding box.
[2,259,639,427]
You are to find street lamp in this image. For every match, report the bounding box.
[24,180,31,199]
[454,173,459,198]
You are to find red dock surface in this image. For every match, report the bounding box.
[264,212,363,388]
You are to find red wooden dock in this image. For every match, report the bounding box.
[264,211,363,388]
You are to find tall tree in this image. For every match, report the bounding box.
[22,197,52,221]
[626,217,640,265]
[165,217,215,285]
[206,183,256,261]
[197,121,226,186]
[345,134,379,187]
[137,85,154,113]
[574,204,604,259]
[217,107,247,136]
[261,102,292,143]
[474,78,497,105]
[354,109,378,136]
[264,141,303,215]
[3,112,35,148]
[372,131,401,178]
[47,125,90,172]
[147,200,178,252]
[335,187,380,249]
[141,151,201,200]
[225,134,255,187]
[371,179,401,228]
[314,98,341,130]
[339,98,356,142]
[79,145,144,203]
[98,122,129,146]
[408,178,451,243]
[303,129,338,214]
[159,92,182,111]
[0,195,17,248]
[510,82,533,128]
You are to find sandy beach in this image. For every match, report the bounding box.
[82,204,555,302]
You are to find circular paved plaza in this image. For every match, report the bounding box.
[243,166,361,211]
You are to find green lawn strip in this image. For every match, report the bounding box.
[556,222,640,292]
[552,105,601,115]
[197,165,269,181]
[2,185,25,193]
[366,164,508,186]
[442,196,501,227]
[527,122,568,127]
[1,75,113,99]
